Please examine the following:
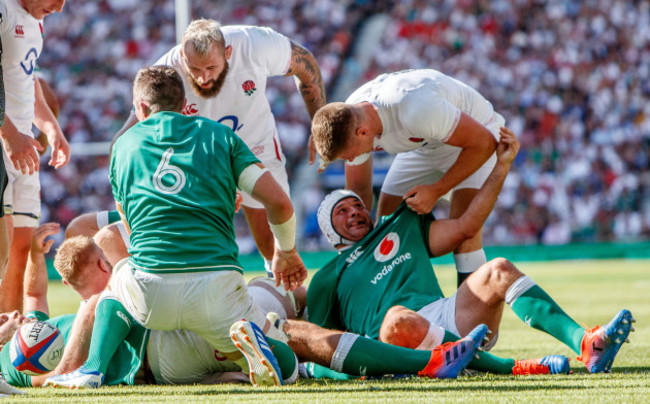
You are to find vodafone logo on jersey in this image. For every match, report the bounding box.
[373,232,400,262]
[15,25,24,37]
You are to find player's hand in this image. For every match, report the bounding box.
[2,130,43,175]
[496,127,519,166]
[46,131,70,169]
[234,191,243,213]
[403,184,441,215]
[31,222,61,255]
[272,248,308,291]
[307,135,317,165]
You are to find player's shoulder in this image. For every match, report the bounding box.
[0,0,17,30]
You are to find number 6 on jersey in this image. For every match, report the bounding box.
[153,148,186,195]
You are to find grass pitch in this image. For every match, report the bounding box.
[12,259,650,403]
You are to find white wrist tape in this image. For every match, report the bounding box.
[238,164,269,195]
[269,213,296,252]
[345,152,370,166]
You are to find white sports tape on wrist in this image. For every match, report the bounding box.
[237,164,269,195]
[345,152,370,166]
[269,213,296,251]
[96,211,109,229]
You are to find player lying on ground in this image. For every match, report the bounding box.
[308,128,635,376]
[39,226,488,388]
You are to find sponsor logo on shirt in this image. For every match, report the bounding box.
[242,80,256,96]
[370,252,412,285]
[346,246,364,265]
[373,233,400,262]
[15,25,24,37]
[182,99,198,115]
[250,144,264,156]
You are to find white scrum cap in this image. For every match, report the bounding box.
[317,189,364,249]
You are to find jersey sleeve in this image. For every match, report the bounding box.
[400,87,462,143]
[305,260,344,330]
[237,26,291,76]
[0,2,11,36]
[108,140,125,205]
[227,130,261,183]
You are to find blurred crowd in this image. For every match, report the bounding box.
[35,0,650,251]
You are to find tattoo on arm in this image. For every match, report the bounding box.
[286,40,326,118]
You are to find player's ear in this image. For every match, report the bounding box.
[224,45,232,60]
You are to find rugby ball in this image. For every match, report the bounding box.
[9,321,64,376]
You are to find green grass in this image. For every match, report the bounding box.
[14,259,650,403]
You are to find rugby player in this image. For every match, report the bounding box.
[0,0,70,313]
[113,19,326,276]
[309,129,634,374]
[312,69,505,285]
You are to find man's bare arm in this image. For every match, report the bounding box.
[428,127,519,256]
[286,40,326,164]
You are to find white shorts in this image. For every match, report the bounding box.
[110,259,267,354]
[147,329,241,385]
[2,146,40,227]
[381,111,503,198]
[381,146,497,197]
[240,160,290,209]
[416,291,459,336]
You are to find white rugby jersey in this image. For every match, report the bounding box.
[0,0,43,133]
[346,69,502,154]
[155,25,292,167]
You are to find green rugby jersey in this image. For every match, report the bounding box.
[307,204,445,339]
[110,111,259,273]
[0,312,148,387]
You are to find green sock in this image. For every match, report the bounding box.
[84,298,134,374]
[442,330,514,374]
[303,362,356,380]
[267,337,297,382]
[511,284,585,354]
[338,334,430,376]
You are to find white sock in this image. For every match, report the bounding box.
[415,322,446,350]
[454,249,487,274]
[505,275,536,305]
[330,333,358,373]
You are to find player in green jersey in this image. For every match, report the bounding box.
[41,225,489,388]
[309,128,634,375]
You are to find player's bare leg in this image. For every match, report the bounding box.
[454,258,521,340]
[376,192,403,218]
[449,188,485,285]
[242,206,275,261]
[0,225,32,312]
[0,218,9,280]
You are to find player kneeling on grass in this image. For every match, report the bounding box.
[307,129,635,376]
[40,233,489,388]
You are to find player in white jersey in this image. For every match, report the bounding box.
[0,0,70,313]
[113,19,326,274]
[312,69,504,285]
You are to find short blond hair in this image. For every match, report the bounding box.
[133,65,185,114]
[311,102,357,163]
[182,18,225,57]
[54,236,99,289]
